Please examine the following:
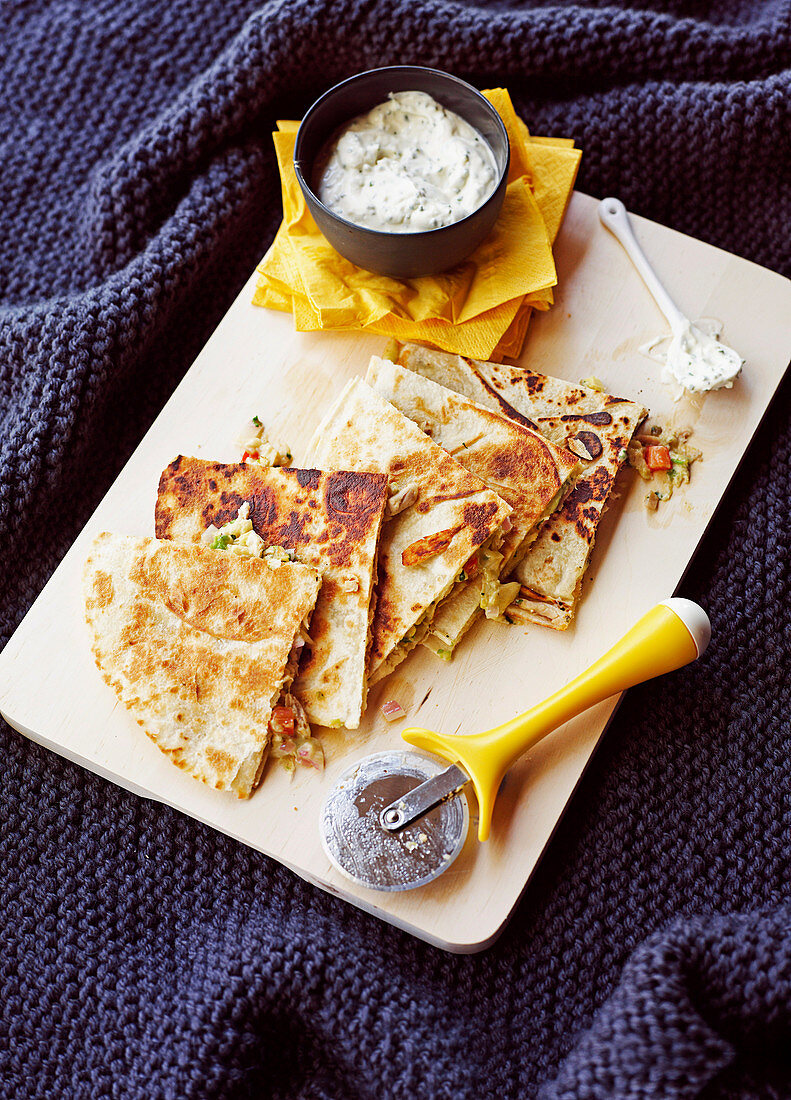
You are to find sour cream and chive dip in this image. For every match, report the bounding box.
[316,91,498,234]
[294,67,510,277]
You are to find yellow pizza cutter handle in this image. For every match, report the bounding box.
[401,598,711,841]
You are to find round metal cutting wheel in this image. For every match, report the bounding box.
[319,750,469,892]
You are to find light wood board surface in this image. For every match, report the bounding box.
[2,192,790,952]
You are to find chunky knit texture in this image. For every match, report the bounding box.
[1,2,790,1097]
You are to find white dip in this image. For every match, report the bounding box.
[665,320,743,394]
[641,318,743,396]
[317,91,498,233]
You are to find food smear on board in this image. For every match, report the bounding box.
[235,415,292,467]
[626,421,702,511]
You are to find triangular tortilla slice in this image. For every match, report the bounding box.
[155,458,389,730]
[365,356,580,655]
[398,343,647,629]
[83,534,321,796]
[306,378,512,681]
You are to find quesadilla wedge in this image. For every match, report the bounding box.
[83,533,321,796]
[365,356,580,656]
[306,377,512,681]
[398,343,647,629]
[155,458,389,730]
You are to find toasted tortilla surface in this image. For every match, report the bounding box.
[155,459,389,729]
[83,533,321,795]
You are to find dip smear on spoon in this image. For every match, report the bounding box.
[598,198,744,395]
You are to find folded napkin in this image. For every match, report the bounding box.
[253,89,581,360]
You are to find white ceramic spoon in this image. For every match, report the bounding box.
[598,198,743,394]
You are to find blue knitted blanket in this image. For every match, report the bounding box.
[2,2,790,1096]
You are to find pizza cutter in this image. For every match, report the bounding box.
[320,598,710,891]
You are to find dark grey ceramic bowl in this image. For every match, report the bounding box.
[294,66,510,279]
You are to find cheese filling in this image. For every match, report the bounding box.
[202,503,296,567]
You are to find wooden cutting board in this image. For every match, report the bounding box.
[2,193,790,952]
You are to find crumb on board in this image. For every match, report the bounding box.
[625,420,702,511]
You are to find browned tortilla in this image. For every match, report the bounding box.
[399,343,647,628]
[366,355,582,651]
[83,533,321,796]
[306,377,512,680]
[155,457,389,728]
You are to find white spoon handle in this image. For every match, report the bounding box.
[598,198,686,332]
